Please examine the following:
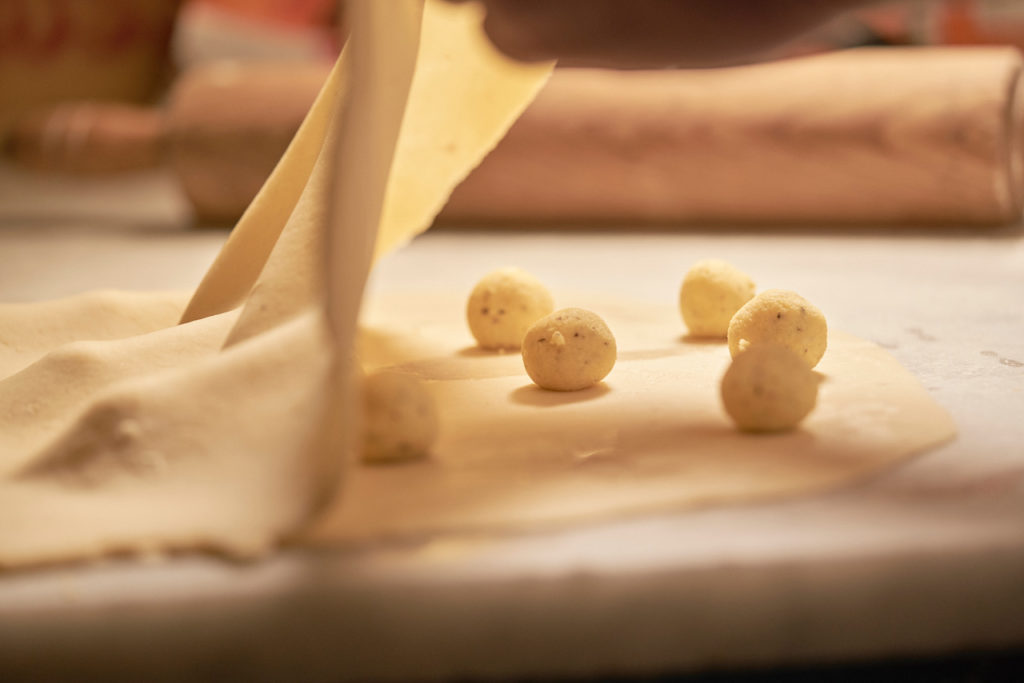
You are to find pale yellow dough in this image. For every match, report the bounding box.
[728,289,828,368]
[303,293,954,544]
[0,0,956,569]
[362,371,439,463]
[0,0,554,568]
[466,267,555,350]
[679,259,756,338]
[521,308,617,391]
[0,290,189,379]
[721,343,820,432]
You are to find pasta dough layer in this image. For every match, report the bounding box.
[0,0,553,568]
[0,0,956,569]
[303,293,956,544]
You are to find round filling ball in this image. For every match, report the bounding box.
[362,371,439,464]
[679,258,756,338]
[727,289,828,368]
[721,343,820,432]
[466,267,555,350]
[521,308,617,391]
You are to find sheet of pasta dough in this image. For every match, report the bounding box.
[0,0,956,569]
[0,0,553,568]
[303,293,956,543]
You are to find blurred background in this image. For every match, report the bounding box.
[4,0,1024,228]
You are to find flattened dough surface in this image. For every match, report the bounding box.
[305,292,956,543]
[0,290,189,378]
[0,0,555,569]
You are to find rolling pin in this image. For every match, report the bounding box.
[449,46,1024,225]
[8,47,1024,226]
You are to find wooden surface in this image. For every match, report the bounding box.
[0,167,1022,681]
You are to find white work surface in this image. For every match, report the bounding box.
[0,169,1023,682]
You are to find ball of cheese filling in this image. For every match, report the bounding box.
[362,371,439,464]
[521,308,617,391]
[727,289,828,368]
[721,343,820,432]
[466,267,555,350]
[679,258,756,338]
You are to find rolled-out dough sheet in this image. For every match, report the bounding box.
[0,290,189,378]
[0,0,955,570]
[1,312,335,567]
[0,0,553,569]
[303,293,956,543]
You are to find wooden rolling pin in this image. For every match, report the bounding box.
[8,47,1024,225]
[450,47,1024,225]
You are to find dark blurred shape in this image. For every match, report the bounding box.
[450,0,868,68]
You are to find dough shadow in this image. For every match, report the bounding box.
[389,355,519,381]
[677,333,727,347]
[509,382,611,407]
[616,335,725,362]
[456,345,515,358]
[618,348,688,362]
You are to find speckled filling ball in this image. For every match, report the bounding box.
[466,267,555,350]
[521,308,617,391]
[727,289,828,368]
[679,258,756,338]
[362,371,439,464]
[721,343,820,432]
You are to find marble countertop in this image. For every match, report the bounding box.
[1,167,1022,681]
